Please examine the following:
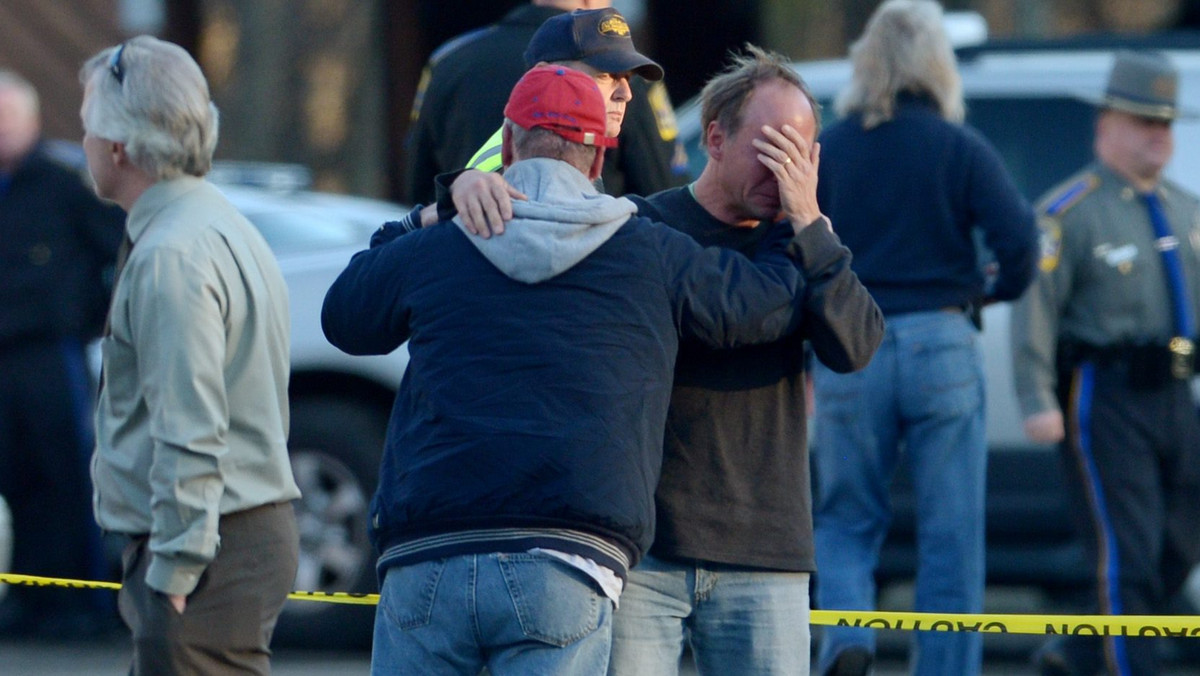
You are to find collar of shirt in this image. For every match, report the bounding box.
[126,175,209,244]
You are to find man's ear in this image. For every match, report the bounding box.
[501,123,514,169]
[588,146,605,182]
[110,141,129,167]
[704,120,725,161]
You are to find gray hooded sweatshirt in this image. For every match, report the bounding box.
[456,158,638,283]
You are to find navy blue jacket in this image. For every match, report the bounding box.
[322,210,816,579]
[0,143,125,346]
[817,94,1038,316]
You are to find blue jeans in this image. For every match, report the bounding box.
[608,554,811,676]
[812,311,986,676]
[371,552,613,675]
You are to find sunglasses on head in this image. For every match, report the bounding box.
[109,42,127,85]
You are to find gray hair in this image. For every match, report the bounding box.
[505,120,599,175]
[836,0,964,129]
[79,35,219,180]
[698,44,819,148]
[0,70,40,117]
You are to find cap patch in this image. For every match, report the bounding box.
[598,15,630,37]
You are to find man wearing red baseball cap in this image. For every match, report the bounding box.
[322,65,855,674]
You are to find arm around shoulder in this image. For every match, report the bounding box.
[657,219,805,348]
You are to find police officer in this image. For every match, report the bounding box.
[1011,50,1200,676]
[403,1,687,205]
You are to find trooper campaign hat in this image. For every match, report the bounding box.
[524,8,664,82]
[1092,50,1191,121]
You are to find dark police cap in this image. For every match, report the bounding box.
[1092,50,1190,121]
[524,8,664,82]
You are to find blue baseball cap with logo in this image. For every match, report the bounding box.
[524,8,664,82]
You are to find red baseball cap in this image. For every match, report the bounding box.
[504,65,618,149]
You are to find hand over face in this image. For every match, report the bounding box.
[751,124,823,230]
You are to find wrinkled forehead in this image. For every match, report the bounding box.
[736,80,816,141]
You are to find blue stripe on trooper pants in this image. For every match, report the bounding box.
[1070,363,1132,675]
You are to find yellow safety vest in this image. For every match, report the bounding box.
[466,127,504,173]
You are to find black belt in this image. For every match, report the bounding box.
[1065,338,1195,387]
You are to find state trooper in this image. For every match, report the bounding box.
[1011,50,1200,676]
[403,4,687,206]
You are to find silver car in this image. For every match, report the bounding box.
[207,177,409,647]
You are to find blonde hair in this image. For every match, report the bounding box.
[836,0,964,129]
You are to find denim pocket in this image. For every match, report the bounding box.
[909,321,982,418]
[379,559,445,630]
[498,554,607,647]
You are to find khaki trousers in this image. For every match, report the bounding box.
[119,502,298,676]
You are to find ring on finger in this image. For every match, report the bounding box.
[783,156,792,165]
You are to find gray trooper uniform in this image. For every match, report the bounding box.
[1011,162,1200,676]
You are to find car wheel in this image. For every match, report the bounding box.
[272,396,384,649]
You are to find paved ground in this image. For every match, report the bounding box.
[0,638,896,675]
[0,639,367,676]
[2,635,1198,675]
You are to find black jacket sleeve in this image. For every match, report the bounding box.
[963,127,1039,303]
[790,222,884,373]
[651,218,806,348]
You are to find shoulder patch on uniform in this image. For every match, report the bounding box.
[647,81,679,142]
[1041,173,1098,217]
[1037,215,1063,273]
[409,67,432,123]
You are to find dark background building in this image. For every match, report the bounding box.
[5,0,1200,203]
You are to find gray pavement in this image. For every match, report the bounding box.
[0,639,370,676]
[2,636,1198,675]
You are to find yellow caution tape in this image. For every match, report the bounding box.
[4,573,1199,634]
[1,573,122,592]
[0,573,378,606]
[810,609,1200,637]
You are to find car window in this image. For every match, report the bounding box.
[964,96,1094,201]
[680,95,1095,205]
[247,211,374,256]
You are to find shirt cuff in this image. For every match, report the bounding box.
[145,552,207,596]
[370,204,424,248]
[788,217,846,273]
[434,169,467,221]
